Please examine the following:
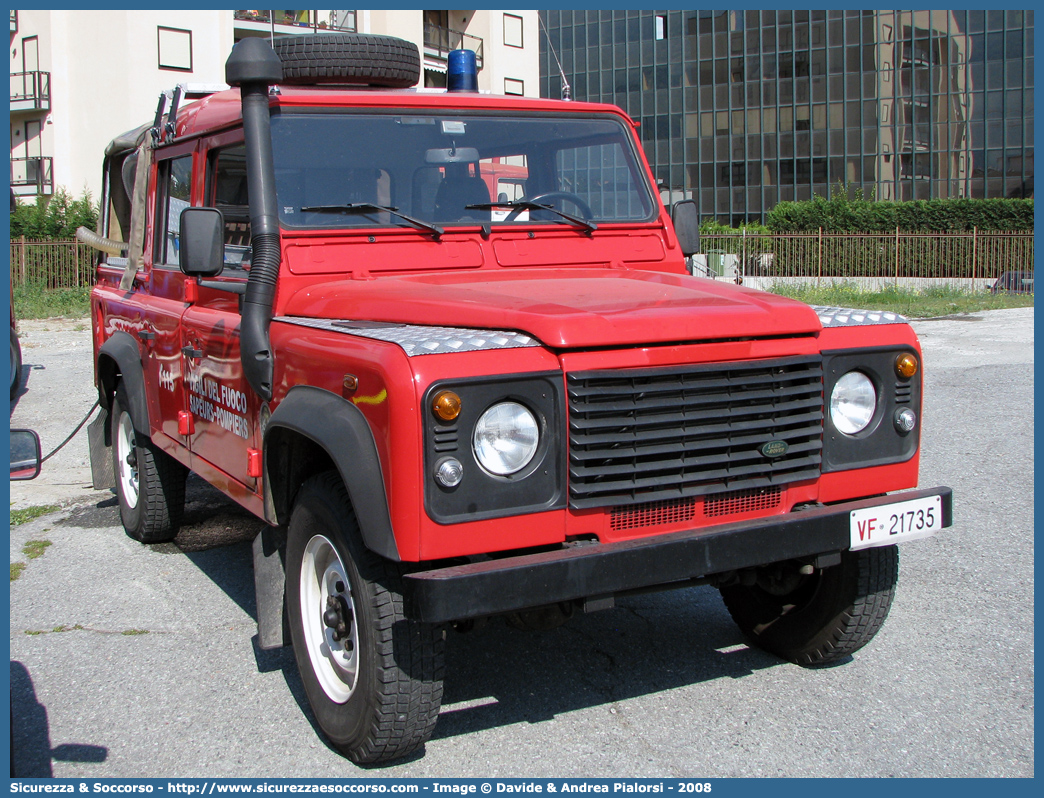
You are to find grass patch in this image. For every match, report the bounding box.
[13,283,92,320]
[10,505,60,526]
[22,539,52,560]
[10,563,26,582]
[766,283,1034,318]
[121,629,149,636]
[24,624,85,636]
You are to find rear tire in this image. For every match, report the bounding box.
[111,383,187,543]
[272,33,420,87]
[720,546,898,666]
[286,472,444,764]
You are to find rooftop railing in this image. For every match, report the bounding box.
[423,24,484,69]
[233,10,356,33]
[10,71,50,112]
[10,157,54,197]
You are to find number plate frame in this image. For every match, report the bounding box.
[850,494,943,550]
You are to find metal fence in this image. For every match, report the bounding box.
[698,229,1034,292]
[8,230,1035,293]
[9,238,96,289]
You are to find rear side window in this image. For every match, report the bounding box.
[153,155,192,267]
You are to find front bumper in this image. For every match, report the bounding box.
[404,487,952,623]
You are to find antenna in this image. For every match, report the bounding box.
[538,14,571,101]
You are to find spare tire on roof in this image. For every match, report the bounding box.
[272,33,420,88]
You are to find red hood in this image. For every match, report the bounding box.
[280,269,823,349]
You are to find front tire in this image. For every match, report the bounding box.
[720,546,898,667]
[111,383,187,543]
[286,472,444,764]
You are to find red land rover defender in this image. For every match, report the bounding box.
[84,36,951,763]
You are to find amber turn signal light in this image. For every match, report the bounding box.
[895,353,919,379]
[432,390,462,422]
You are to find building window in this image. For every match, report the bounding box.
[504,14,524,48]
[158,26,192,72]
[720,162,747,185]
[654,15,666,41]
[504,78,524,96]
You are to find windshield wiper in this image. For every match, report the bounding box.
[466,201,597,233]
[299,202,443,238]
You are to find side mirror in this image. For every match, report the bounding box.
[10,429,41,481]
[179,207,225,277]
[671,199,700,258]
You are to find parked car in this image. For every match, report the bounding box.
[9,428,41,480]
[10,188,22,399]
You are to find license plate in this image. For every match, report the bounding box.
[850,495,943,550]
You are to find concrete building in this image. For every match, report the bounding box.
[540,9,1034,224]
[10,9,539,202]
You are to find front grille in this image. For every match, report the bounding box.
[610,497,696,530]
[567,355,824,510]
[704,486,782,517]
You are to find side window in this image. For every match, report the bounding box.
[206,145,252,272]
[154,155,192,267]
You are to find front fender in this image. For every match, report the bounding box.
[264,385,399,561]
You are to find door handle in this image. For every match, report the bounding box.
[181,345,203,359]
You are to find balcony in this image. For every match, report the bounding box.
[423,24,484,69]
[232,10,356,35]
[11,157,54,197]
[10,71,51,113]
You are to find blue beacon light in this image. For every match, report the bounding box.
[447,49,479,92]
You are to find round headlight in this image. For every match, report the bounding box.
[473,402,539,476]
[830,371,877,435]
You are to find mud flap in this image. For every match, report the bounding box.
[87,408,115,491]
[253,525,290,649]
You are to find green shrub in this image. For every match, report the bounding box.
[10,188,99,240]
[699,219,773,235]
[767,185,1033,232]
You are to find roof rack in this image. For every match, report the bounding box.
[151,82,229,145]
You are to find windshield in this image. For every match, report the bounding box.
[269,111,656,230]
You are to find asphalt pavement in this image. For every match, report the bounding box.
[7,309,1035,778]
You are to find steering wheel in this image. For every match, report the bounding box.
[508,191,594,221]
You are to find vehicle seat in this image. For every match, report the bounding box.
[433,175,491,223]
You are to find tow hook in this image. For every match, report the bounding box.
[323,594,354,645]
